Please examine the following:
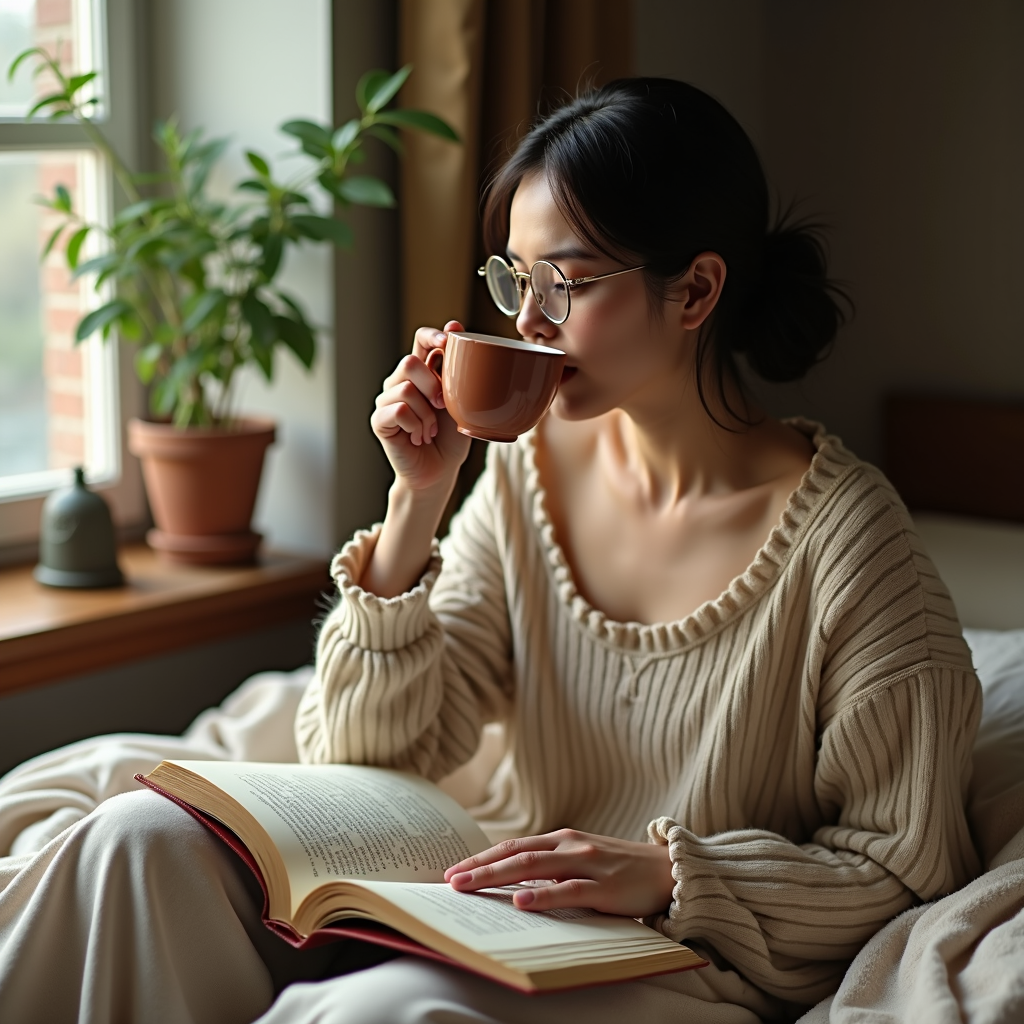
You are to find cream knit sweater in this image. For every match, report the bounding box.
[295,420,981,1005]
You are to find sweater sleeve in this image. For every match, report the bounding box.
[294,449,514,779]
[648,662,981,1003]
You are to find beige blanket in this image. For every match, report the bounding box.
[797,828,1024,1024]
[2,668,1023,1023]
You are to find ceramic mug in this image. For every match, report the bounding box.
[425,332,567,442]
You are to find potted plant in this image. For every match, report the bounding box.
[8,49,457,564]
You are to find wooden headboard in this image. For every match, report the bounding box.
[884,394,1024,523]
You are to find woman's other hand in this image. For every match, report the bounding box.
[444,829,676,919]
[361,320,472,598]
[370,320,472,494]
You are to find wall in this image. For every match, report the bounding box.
[635,0,1024,464]
[151,0,336,556]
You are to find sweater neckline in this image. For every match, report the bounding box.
[521,418,857,654]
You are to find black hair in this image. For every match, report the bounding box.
[481,78,851,426]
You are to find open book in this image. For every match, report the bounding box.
[137,760,706,993]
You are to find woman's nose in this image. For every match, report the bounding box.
[516,285,559,343]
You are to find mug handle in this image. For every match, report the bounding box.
[425,347,444,381]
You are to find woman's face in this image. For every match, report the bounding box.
[507,172,691,423]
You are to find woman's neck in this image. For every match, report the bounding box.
[604,372,773,511]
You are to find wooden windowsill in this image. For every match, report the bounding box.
[0,544,332,695]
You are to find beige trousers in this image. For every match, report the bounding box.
[0,791,783,1024]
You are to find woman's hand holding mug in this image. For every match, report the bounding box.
[370,320,472,494]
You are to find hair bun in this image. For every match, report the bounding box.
[738,219,851,382]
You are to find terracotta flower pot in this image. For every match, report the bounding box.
[127,418,276,565]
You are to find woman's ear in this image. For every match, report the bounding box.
[676,252,727,331]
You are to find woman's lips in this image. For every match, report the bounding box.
[559,366,578,386]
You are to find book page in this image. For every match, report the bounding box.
[168,761,490,901]
[357,881,684,956]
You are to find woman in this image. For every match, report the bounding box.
[0,79,980,1024]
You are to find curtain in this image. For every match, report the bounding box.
[397,0,635,345]
[396,0,634,523]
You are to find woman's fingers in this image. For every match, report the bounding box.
[511,878,604,911]
[444,834,562,881]
[383,354,445,411]
[448,848,569,891]
[445,830,676,918]
[375,378,439,445]
[371,401,433,447]
[412,320,465,363]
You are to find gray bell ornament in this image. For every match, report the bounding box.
[34,467,124,588]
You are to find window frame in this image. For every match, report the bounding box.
[0,0,148,558]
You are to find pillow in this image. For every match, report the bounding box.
[963,628,1024,868]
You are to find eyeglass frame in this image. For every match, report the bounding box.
[476,254,646,325]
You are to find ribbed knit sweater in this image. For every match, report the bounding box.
[295,420,982,1005]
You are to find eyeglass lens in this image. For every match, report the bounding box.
[484,257,570,325]
[484,258,521,316]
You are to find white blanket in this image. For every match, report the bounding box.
[0,668,311,891]
[2,664,1023,1023]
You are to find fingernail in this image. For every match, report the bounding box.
[434,332,446,343]
[450,872,472,886]
[432,393,445,409]
[515,889,535,906]
[431,422,438,436]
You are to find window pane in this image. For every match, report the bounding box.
[0,0,102,120]
[0,148,117,493]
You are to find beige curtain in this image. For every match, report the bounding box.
[398,0,635,345]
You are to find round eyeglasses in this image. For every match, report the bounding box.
[477,254,645,326]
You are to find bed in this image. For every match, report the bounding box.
[1,396,1023,1022]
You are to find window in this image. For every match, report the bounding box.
[0,0,145,552]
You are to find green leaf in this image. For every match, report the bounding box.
[241,292,275,343]
[237,178,269,194]
[280,119,332,158]
[332,119,360,152]
[274,290,307,322]
[75,300,133,342]
[375,108,460,142]
[115,198,169,225]
[290,214,353,248]
[337,176,394,208]
[356,69,390,113]
[260,233,284,280]
[67,71,98,94]
[40,224,64,261]
[53,184,73,213]
[249,334,274,381]
[71,252,121,281]
[66,226,90,269]
[7,46,45,83]
[150,378,176,417]
[365,65,411,113]
[118,313,143,341]
[246,150,270,176]
[181,288,226,334]
[27,92,68,119]
[274,315,316,368]
[364,123,404,156]
[135,342,164,384]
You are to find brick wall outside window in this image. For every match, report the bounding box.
[34,0,98,472]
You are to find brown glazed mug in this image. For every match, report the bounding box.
[425,332,567,442]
